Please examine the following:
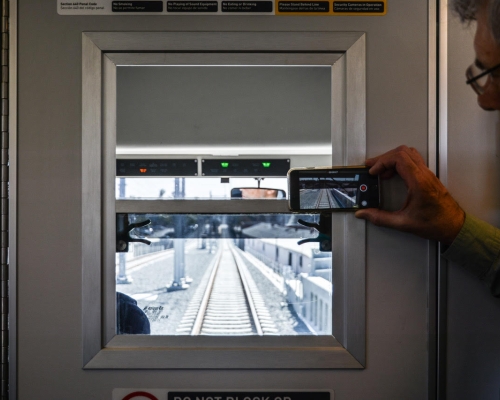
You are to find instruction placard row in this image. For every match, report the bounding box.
[58,0,386,15]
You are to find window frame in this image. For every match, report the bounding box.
[82,31,366,369]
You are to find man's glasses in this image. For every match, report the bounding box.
[466,62,500,95]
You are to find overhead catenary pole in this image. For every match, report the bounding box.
[168,177,189,291]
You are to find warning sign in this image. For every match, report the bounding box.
[221,1,273,12]
[113,390,334,400]
[278,1,329,13]
[112,1,164,12]
[113,389,164,400]
[275,0,385,15]
[168,393,331,400]
[167,1,218,12]
[333,1,384,13]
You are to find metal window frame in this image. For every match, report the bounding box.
[82,31,366,369]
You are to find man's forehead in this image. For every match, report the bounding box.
[474,5,500,66]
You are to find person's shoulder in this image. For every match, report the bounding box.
[117,291,137,304]
[116,292,151,334]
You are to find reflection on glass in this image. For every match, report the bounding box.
[116,214,332,336]
[231,187,286,199]
[116,177,288,200]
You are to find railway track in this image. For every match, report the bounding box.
[176,240,278,336]
[314,189,336,208]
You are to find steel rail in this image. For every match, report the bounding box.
[229,245,263,336]
[189,240,265,336]
[190,246,223,335]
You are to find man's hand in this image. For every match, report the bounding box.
[355,145,465,245]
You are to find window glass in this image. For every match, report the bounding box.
[116,177,288,200]
[113,65,334,338]
[116,213,332,336]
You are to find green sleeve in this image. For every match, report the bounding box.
[442,213,500,297]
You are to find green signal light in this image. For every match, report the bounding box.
[221,162,229,168]
[262,162,271,168]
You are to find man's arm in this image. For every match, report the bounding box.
[443,213,500,297]
[355,145,500,296]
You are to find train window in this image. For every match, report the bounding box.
[116,213,330,336]
[83,31,366,369]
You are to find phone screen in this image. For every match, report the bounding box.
[288,166,380,211]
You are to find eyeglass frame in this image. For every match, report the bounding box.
[466,62,500,94]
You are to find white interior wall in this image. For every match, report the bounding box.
[15,1,431,398]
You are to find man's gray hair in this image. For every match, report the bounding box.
[452,0,500,43]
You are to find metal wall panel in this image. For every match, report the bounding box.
[15,0,430,398]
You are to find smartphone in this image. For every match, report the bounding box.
[288,166,380,212]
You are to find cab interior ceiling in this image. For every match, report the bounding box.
[115,65,333,167]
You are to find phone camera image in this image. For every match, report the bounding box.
[299,174,362,209]
[288,166,380,212]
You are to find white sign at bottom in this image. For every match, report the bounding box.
[113,390,334,400]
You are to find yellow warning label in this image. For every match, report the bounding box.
[275,0,386,15]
